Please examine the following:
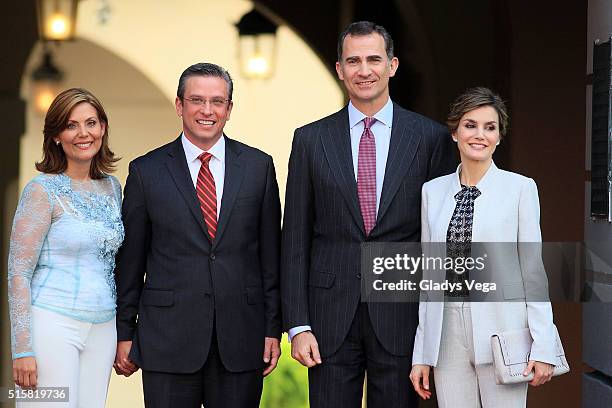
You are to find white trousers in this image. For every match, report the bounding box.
[17,306,116,408]
[433,302,527,408]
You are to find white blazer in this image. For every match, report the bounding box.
[412,162,558,366]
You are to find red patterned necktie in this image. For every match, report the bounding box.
[196,152,217,240]
[357,117,377,235]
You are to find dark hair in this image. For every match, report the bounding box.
[447,87,509,138]
[36,88,118,179]
[177,62,233,100]
[337,21,394,61]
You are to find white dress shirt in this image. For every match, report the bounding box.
[181,133,225,219]
[288,99,394,341]
[348,97,393,214]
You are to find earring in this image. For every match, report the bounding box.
[496,141,500,146]
[452,138,458,142]
[55,140,60,145]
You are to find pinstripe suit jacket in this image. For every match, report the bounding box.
[281,104,456,357]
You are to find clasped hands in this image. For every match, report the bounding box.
[114,340,138,376]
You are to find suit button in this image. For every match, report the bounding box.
[356,273,361,279]
[210,253,216,261]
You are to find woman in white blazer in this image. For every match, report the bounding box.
[409,87,558,407]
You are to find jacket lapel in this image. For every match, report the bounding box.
[212,136,244,249]
[164,136,211,240]
[321,108,366,235]
[376,104,422,224]
[437,175,460,242]
[469,161,498,242]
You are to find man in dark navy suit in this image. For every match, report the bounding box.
[282,21,455,407]
[114,63,281,408]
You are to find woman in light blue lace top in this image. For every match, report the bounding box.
[8,88,124,407]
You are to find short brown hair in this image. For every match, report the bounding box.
[337,21,394,61]
[36,88,119,179]
[447,87,509,138]
[177,62,233,100]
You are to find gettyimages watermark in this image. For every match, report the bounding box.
[370,252,494,294]
[360,242,611,302]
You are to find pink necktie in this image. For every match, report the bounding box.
[357,117,377,235]
[196,152,217,240]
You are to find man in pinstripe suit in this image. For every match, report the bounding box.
[281,21,455,407]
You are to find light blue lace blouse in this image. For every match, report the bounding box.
[8,173,124,359]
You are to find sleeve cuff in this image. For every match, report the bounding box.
[288,325,312,342]
[13,351,35,360]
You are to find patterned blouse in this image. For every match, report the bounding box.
[7,173,124,359]
[445,185,481,298]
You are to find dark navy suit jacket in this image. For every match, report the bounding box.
[116,135,281,373]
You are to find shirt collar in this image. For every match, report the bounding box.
[181,133,226,164]
[348,98,393,129]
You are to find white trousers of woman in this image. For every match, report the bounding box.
[17,306,116,408]
[433,302,528,408]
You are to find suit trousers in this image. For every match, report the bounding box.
[308,303,417,408]
[141,324,262,408]
[433,302,527,408]
[17,306,116,408]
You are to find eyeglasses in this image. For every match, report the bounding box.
[182,97,230,108]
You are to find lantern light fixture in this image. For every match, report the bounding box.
[31,47,64,114]
[236,9,279,79]
[36,0,80,41]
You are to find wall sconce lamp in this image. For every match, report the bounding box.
[236,9,278,79]
[36,0,80,41]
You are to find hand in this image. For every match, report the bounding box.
[409,364,432,400]
[13,357,37,389]
[114,341,139,377]
[262,337,281,376]
[524,360,554,386]
[290,331,322,368]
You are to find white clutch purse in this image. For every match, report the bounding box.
[490,325,570,385]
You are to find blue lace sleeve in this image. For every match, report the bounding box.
[109,175,123,208]
[7,180,53,359]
